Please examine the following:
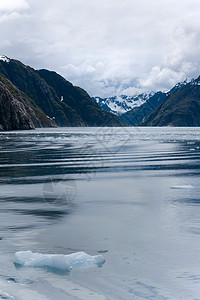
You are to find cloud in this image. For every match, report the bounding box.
[0,0,29,12]
[140,12,200,91]
[1,0,200,96]
[140,67,184,91]
[0,0,29,24]
[0,12,22,24]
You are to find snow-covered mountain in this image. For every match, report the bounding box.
[0,55,10,63]
[93,92,155,116]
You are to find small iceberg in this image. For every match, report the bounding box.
[171,185,193,189]
[14,251,105,272]
[98,249,109,253]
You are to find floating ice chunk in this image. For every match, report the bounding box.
[14,250,105,272]
[171,185,193,189]
[14,250,71,271]
[62,251,105,268]
[98,249,109,253]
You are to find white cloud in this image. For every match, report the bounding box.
[0,12,22,24]
[0,0,29,12]
[0,0,29,25]
[140,67,184,91]
[1,0,200,96]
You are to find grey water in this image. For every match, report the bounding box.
[0,127,200,299]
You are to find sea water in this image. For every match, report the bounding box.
[0,127,200,299]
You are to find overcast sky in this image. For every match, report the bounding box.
[1,0,200,97]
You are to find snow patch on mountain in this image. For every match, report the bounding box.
[0,56,10,63]
[94,92,155,115]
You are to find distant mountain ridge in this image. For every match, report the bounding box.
[0,56,125,130]
[141,77,200,126]
[94,78,200,127]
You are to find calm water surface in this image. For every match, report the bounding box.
[0,127,200,299]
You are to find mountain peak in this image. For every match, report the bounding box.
[0,55,10,63]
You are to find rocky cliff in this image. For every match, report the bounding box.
[0,79,35,130]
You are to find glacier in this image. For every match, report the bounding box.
[93,93,154,115]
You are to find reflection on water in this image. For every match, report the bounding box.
[0,127,200,299]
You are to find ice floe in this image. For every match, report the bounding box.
[14,250,105,272]
[171,185,193,189]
